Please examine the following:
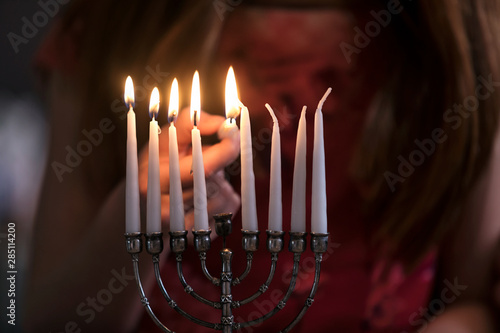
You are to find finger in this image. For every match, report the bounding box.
[206,170,232,200]
[155,106,239,194]
[161,190,196,230]
[157,111,232,194]
[184,210,194,231]
[206,171,241,217]
[177,134,240,186]
[138,148,149,196]
[175,107,227,147]
[181,172,239,239]
[161,194,171,226]
[202,134,240,177]
[158,185,195,225]
[182,188,194,212]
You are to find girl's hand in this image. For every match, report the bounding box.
[138,108,240,230]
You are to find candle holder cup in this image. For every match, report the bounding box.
[125,214,329,332]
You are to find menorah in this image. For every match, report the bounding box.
[124,213,329,332]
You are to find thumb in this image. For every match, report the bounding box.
[177,129,240,184]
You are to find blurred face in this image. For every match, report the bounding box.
[217,7,363,160]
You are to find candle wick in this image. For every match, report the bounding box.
[168,111,178,125]
[193,110,198,127]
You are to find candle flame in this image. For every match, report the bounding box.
[149,87,160,119]
[168,78,179,123]
[190,71,201,127]
[225,66,241,119]
[124,76,135,109]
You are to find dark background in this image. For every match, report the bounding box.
[1,1,58,332]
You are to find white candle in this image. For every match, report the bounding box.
[124,76,141,233]
[191,71,209,231]
[224,66,258,231]
[265,104,282,232]
[147,87,162,234]
[291,106,307,233]
[311,88,332,234]
[168,78,185,232]
[240,106,258,231]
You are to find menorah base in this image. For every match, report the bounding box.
[125,214,329,332]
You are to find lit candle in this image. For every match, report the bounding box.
[311,88,332,234]
[265,104,282,232]
[291,106,307,233]
[218,66,240,139]
[168,78,185,232]
[191,71,209,231]
[124,76,141,233]
[147,87,162,234]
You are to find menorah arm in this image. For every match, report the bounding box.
[152,256,218,329]
[279,233,329,333]
[232,230,260,286]
[126,234,175,333]
[161,230,222,309]
[235,252,279,306]
[237,252,301,328]
[131,255,175,333]
[175,252,221,308]
[234,230,286,306]
[200,252,221,286]
[279,252,323,333]
[232,251,253,285]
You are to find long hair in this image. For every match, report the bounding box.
[51,0,500,268]
[353,0,500,267]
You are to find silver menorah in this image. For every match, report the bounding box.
[124,213,329,332]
